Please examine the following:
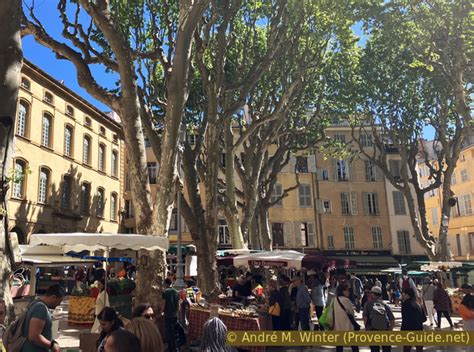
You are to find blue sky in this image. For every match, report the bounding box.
[22,5,434,140]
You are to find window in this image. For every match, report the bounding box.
[317,199,331,214]
[431,208,438,225]
[299,222,315,247]
[340,192,357,215]
[21,77,31,90]
[218,219,231,244]
[99,126,106,136]
[124,199,133,219]
[462,194,472,215]
[389,160,401,179]
[41,113,53,147]
[110,193,118,221]
[317,168,329,181]
[397,230,411,254]
[392,191,406,215]
[271,223,284,247]
[461,169,469,183]
[80,182,90,214]
[360,133,373,147]
[17,101,29,138]
[83,135,91,164]
[84,116,92,127]
[344,227,355,249]
[334,134,346,143]
[96,188,105,217]
[334,159,350,181]
[65,105,74,117]
[64,126,74,157]
[38,168,50,204]
[43,91,54,105]
[111,151,118,177]
[112,134,118,143]
[296,156,308,173]
[298,184,312,207]
[144,138,151,148]
[98,144,106,172]
[363,192,379,215]
[147,162,157,184]
[372,226,383,249]
[365,160,379,182]
[169,208,178,231]
[61,175,72,210]
[270,183,283,206]
[12,159,27,199]
[327,235,335,249]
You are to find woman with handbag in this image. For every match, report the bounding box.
[334,282,359,352]
[268,279,283,330]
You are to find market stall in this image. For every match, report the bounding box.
[188,306,266,352]
[29,233,169,323]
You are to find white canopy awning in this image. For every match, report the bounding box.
[233,250,305,269]
[30,233,169,253]
[18,245,96,267]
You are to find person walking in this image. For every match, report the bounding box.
[21,284,65,352]
[311,275,326,331]
[92,279,110,333]
[103,330,142,352]
[363,286,395,352]
[399,270,418,298]
[422,279,437,326]
[401,288,426,352]
[279,276,292,330]
[433,282,453,329]
[200,317,237,352]
[326,276,338,307]
[334,282,359,352]
[349,273,363,313]
[295,276,311,331]
[268,279,283,330]
[162,278,180,351]
[374,278,382,289]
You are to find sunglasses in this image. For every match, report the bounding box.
[143,313,155,319]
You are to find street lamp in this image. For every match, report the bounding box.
[173,125,187,290]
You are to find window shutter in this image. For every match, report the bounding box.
[308,155,317,173]
[332,159,338,181]
[307,223,315,247]
[375,165,383,181]
[374,193,379,215]
[288,155,296,173]
[459,197,466,216]
[316,168,323,181]
[316,199,324,214]
[348,160,355,181]
[363,192,369,215]
[283,222,293,247]
[294,222,302,247]
[351,192,358,215]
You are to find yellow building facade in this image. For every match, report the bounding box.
[10,60,125,243]
[423,136,474,261]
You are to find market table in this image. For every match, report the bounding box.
[188,307,267,352]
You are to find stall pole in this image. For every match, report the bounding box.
[174,125,186,290]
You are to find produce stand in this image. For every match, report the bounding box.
[188,306,267,352]
[69,296,96,324]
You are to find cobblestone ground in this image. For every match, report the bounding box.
[55,299,472,351]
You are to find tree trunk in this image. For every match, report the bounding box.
[258,205,272,250]
[435,165,456,261]
[0,0,22,322]
[195,228,219,295]
[223,119,246,249]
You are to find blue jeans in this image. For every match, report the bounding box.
[298,307,310,331]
